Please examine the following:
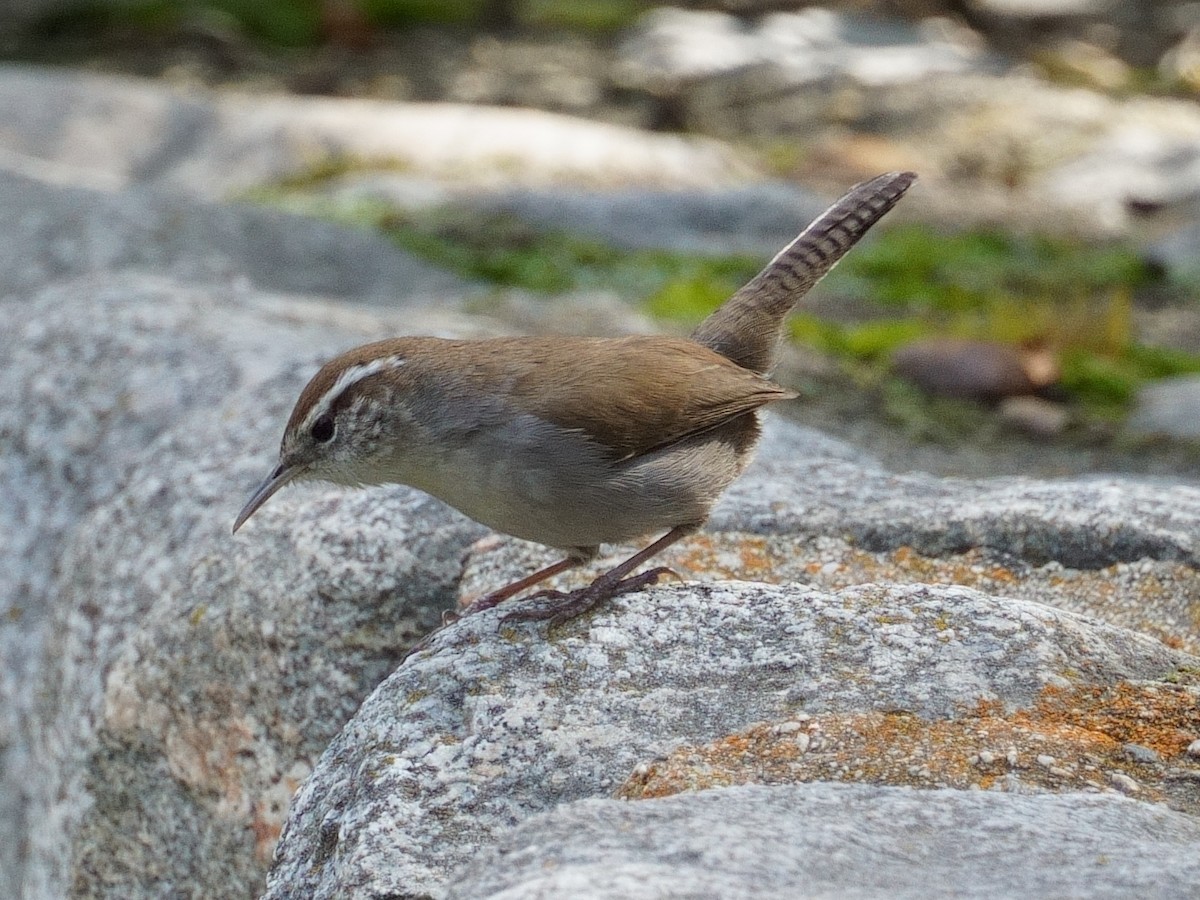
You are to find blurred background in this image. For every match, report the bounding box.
[4,0,1200,478]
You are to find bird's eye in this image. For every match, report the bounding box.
[310,414,335,443]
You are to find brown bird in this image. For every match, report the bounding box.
[234,171,916,637]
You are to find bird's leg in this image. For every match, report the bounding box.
[402,527,695,661]
[400,553,589,662]
[452,555,585,621]
[503,525,697,628]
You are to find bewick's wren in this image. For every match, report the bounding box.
[234,172,915,637]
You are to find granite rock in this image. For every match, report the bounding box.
[0,65,754,198]
[0,167,464,301]
[2,272,488,898]
[263,578,1195,898]
[447,783,1200,899]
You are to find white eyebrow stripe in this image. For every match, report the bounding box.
[302,355,407,432]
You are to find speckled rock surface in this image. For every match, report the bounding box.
[2,272,488,898]
[447,783,1200,899]
[721,417,1200,568]
[0,167,464,301]
[262,580,1197,899]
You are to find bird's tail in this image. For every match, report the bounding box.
[691,171,917,375]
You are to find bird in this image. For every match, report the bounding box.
[233,171,916,639]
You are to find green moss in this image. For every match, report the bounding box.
[789,314,926,361]
[516,0,646,32]
[248,180,1200,425]
[826,225,1155,316]
[29,0,323,46]
[359,0,491,28]
[357,201,764,302]
[879,377,998,444]
[32,0,644,48]
[352,0,647,32]
[1161,665,1200,686]
[1062,344,1200,418]
[809,224,1195,419]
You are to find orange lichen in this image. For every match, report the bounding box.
[618,682,1200,806]
[650,535,1200,654]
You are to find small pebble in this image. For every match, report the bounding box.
[1123,743,1161,764]
[1036,754,1056,769]
[1109,772,1140,794]
[977,750,996,766]
[794,733,810,753]
[773,721,803,735]
[1187,739,1200,759]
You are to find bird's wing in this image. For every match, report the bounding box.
[505,335,795,462]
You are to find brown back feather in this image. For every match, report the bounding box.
[290,335,794,463]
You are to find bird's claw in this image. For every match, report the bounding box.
[500,565,680,628]
[406,565,684,660]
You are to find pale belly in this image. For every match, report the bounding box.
[401,416,757,551]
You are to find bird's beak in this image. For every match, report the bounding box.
[232,463,303,534]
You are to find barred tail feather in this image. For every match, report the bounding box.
[692,171,917,374]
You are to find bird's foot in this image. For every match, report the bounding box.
[502,566,682,628]
[403,562,684,660]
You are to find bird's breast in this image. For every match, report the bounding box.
[387,411,759,550]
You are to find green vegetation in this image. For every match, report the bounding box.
[31,0,648,47]
[254,185,766,301]
[33,0,320,46]
[362,0,646,32]
[516,0,645,32]
[380,207,763,298]
[818,225,1200,418]
[251,179,1200,425]
[358,0,502,29]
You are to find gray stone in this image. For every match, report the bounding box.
[0,167,464,301]
[263,579,1193,898]
[0,65,753,199]
[891,338,1056,401]
[1145,219,1200,283]
[1129,374,1200,439]
[447,783,1200,899]
[457,524,1200,658]
[717,416,1200,568]
[616,6,990,142]
[615,8,981,96]
[616,9,1200,237]
[8,267,1200,899]
[1124,742,1162,763]
[2,272,489,898]
[1045,123,1200,228]
[968,0,1114,18]
[997,395,1071,438]
[327,173,831,255]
